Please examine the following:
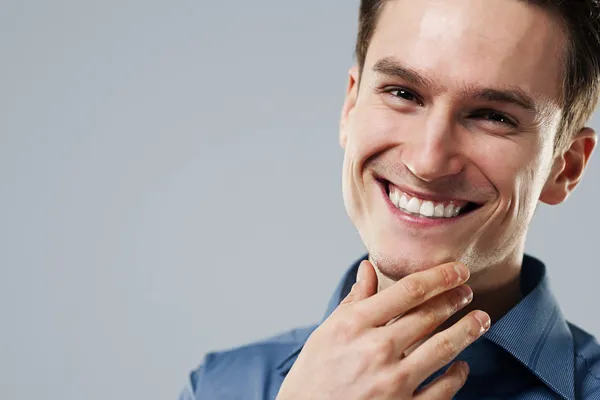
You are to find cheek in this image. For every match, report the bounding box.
[475,136,550,220]
[341,105,402,218]
[345,105,401,156]
[346,104,416,163]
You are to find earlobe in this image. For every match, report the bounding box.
[539,127,597,205]
[339,66,360,149]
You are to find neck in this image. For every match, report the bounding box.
[443,257,523,332]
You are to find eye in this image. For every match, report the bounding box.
[471,110,517,127]
[384,87,423,106]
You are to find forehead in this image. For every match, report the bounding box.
[365,0,568,104]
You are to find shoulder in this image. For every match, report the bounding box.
[568,322,600,398]
[183,324,317,399]
[200,324,316,375]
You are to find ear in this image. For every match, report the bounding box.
[339,66,360,149]
[539,127,597,205]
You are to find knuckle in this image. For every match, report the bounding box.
[416,307,437,328]
[348,303,368,322]
[436,335,458,357]
[439,265,456,288]
[377,368,410,394]
[393,368,410,388]
[352,352,372,377]
[440,379,457,397]
[351,305,373,327]
[331,315,362,340]
[401,278,426,302]
[369,337,396,361]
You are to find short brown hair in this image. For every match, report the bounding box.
[355,0,600,151]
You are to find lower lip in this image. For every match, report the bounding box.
[378,182,472,227]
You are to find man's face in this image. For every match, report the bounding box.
[340,0,567,280]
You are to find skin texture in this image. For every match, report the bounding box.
[277,0,597,398]
[278,260,487,399]
[339,0,595,298]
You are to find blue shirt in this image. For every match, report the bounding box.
[179,254,600,399]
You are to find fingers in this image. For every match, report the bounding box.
[355,260,378,298]
[381,284,473,352]
[355,261,470,327]
[401,310,490,388]
[339,260,378,305]
[413,361,469,400]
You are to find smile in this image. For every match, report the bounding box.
[382,181,482,220]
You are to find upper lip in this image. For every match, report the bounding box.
[379,178,481,205]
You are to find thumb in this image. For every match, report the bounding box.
[341,260,378,304]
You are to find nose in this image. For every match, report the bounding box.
[401,111,465,182]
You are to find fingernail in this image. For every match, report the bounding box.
[454,263,468,282]
[458,285,473,304]
[474,311,491,332]
[356,261,366,283]
[460,361,470,377]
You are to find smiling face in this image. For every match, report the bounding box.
[340,0,572,281]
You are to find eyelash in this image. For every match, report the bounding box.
[384,87,423,106]
[470,110,518,128]
[382,87,518,128]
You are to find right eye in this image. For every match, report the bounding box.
[384,87,423,106]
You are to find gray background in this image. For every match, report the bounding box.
[1,1,598,399]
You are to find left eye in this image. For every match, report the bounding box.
[472,111,516,127]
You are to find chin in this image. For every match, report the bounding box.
[365,238,467,281]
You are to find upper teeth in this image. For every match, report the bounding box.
[389,187,462,218]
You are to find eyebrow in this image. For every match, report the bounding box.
[372,56,538,113]
[372,57,438,89]
[468,88,536,113]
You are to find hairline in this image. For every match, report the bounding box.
[356,0,574,151]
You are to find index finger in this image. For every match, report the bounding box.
[354,261,470,327]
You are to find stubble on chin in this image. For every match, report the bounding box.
[367,245,499,293]
[367,251,431,289]
[367,248,481,290]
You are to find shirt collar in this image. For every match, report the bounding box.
[276,254,575,400]
[483,254,575,400]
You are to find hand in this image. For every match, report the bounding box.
[276,260,490,400]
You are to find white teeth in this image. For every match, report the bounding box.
[434,204,445,217]
[399,195,408,209]
[390,189,400,207]
[420,201,435,217]
[388,186,466,219]
[406,197,422,214]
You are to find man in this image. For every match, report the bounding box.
[181,0,600,398]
